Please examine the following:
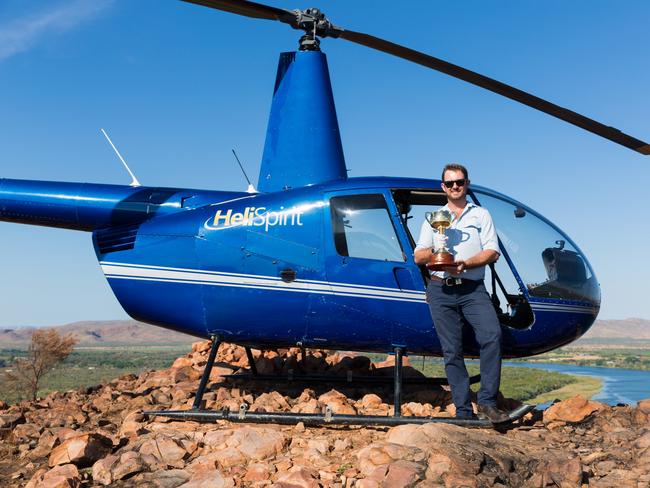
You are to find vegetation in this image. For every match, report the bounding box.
[3,329,78,401]
[0,345,191,404]
[412,358,577,401]
[0,345,612,406]
[511,346,650,371]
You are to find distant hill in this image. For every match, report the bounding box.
[2,317,648,348]
[0,320,196,347]
[577,318,650,343]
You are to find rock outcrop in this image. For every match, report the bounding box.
[1,341,648,487]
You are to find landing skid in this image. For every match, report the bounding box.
[144,403,535,428]
[143,337,533,428]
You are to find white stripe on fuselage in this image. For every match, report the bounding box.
[100,262,426,303]
[99,261,597,312]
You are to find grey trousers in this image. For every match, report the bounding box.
[426,279,502,417]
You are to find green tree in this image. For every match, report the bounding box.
[3,329,78,401]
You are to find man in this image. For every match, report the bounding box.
[414,163,508,423]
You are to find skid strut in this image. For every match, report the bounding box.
[145,339,527,428]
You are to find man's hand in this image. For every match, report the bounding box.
[443,260,465,276]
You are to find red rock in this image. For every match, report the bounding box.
[192,341,212,353]
[11,422,41,444]
[541,457,582,487]
[171,366,201,383]
[442,473,478,487]
[215,446,247,468]
[31,429,59,458]
[250,391,291,412]
[48,433,113,468]
[274,466,320,488]
[373,354,411,368]
[383,460,425,487]
[203,429,234,449]
[243,462,274,482]
[26,463,80,488]
[275,458,293,472]
[172,357,194,368]
[317,389,357,415]
[635,431,650,449]
[145,468,191,487]
[0,412,25,429]
[119,411,148,438]
[55,428,79,443]
[226,426,288,460]
[208,365,236,381]
[356,479,380,488]
[359,394,383,410]
[112,451,147,481]
[139,435,189,468]
[544,395,608,424]
[637,399,650,414]
[183,469,234,488]
[426,452,453,482]
[92,454,118,485]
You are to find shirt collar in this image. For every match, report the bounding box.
[442,201,475,221]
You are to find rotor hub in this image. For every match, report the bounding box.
[292,7,340,51]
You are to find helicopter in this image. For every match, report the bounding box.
[0,0,647,426]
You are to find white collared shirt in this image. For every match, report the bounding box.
[414,202,500,281]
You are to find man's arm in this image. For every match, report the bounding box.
[414,247,433,265]
[413,220,434,265]
[446,249,499,275]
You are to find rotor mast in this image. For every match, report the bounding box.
[258,7,347,192]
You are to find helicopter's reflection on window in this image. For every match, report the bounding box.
[330,194,405,262]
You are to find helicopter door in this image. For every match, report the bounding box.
[306,191,425,350]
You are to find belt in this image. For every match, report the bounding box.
[430,276,478,287]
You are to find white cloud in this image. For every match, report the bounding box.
[0,0,114,61]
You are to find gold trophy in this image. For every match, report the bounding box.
[425,210,455,271]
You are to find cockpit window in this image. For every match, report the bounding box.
[330,194,405,262]
[472,190,600,305]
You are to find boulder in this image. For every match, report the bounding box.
[274,465,320,488]
[92,454,118,485]
[26,464,80,488]
[226,426,288,460]
[48,433,113,468]
[139,434,190,468]
[544,395,608,424]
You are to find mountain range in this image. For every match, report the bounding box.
[1,317,649,347]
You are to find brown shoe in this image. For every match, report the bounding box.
[477,405,510,424]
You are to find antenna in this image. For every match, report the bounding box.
[100,128,141,187]
[232,149,257,193]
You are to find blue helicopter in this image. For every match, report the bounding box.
[1,0,647,426]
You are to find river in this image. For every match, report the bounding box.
[508,362,650,407]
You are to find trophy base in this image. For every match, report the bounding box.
[426,253,455,271]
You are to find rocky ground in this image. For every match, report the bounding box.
[1,341,649,487]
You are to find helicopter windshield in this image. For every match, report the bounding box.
[471,189,600,306]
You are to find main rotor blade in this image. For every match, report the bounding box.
[179,0,649,155]
[339,30,649,155]
[181,0,296,25]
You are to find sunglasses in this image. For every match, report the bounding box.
[443,178,467,188]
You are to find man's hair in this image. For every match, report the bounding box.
[442,163,469,181]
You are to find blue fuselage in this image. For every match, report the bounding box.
[0,176,599,358]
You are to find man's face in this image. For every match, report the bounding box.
[441,169,469,200]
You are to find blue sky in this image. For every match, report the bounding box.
[0,0,648,327]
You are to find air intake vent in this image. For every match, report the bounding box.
[95,225,139,254]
